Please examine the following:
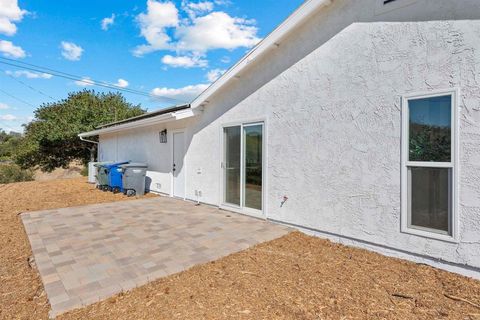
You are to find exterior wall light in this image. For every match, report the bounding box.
[159,129,167,143]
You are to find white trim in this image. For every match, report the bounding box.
[191,0,332,109]
[171,129,187,200]
[79,108,199,137]
[401,88,460,243]
[220,120,266,219]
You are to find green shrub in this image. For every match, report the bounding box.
[0,163,35,184]
[80,166,88,177]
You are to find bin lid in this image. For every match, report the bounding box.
[103,161,130,168]
[93,161,113,167]
[120,163,148,169]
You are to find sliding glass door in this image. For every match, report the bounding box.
[223,123,264,214]
[224,126,241,206]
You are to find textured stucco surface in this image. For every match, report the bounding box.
[98,118,193,195]
[97,0,480,277]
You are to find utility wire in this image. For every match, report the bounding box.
[0,121,21,133]
[0,57,162,97]
[0,57,185,103]
[1,68,57,102]
[0,87,35,107]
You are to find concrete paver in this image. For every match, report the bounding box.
[21,196,290,317]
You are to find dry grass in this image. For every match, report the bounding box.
[1,178,479,320]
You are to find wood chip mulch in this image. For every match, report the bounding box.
[1,178,479,320]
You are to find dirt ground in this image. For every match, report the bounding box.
[1,179,480,319]
[0,178,155,320]
[34,162,84,181]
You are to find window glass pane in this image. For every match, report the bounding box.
[409,95,451,162]
[224,126,241,205]
[244,125,263,210]
[408,167,451,234]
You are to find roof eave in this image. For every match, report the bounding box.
[78,108,198,137]
[190,0,332,109]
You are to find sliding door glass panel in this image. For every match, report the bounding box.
[244,125,263,210]
[408,167,451,234]
[224,126,241,206]
[409,95,451,162]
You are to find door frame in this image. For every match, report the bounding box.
[219,118,267,219]
[170,129,187,199]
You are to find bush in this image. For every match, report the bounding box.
[0,163,35,184]
[80,166,88,177]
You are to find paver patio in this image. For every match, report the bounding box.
[21,197,290,318]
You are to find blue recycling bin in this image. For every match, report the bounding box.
[105,161,130,193]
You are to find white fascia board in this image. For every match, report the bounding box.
[78,109,197,137]
[190,0,332,109]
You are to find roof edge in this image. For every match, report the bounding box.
[96,104,190,129]
[79,107,198,137]
[190,0,332,109]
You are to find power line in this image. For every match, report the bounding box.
[0,57,185,103]
[0,57,161,97]
[0,121,22,133]
[1,68,57,102]
[0,88,35,107]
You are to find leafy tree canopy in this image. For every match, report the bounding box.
[15,90,145,172]
[0,130,22,161]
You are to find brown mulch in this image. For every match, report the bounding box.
[0,178,156,320]
[1,179,480,319]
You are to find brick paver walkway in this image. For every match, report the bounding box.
[21,197,290,318]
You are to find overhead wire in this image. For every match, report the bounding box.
[1,68,57,101]
[0,57,185,104]
[0,87,36,107]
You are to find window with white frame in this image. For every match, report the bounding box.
[402,90,458,240]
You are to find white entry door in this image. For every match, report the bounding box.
[172,131,186,198]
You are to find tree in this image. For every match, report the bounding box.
[0,130,22,161]
[15,90,145,172]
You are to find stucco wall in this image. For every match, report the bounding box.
[96,0,480,277]
[181,20,480,278]
[98,118,192,195]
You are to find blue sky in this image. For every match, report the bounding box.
[0,0,303,132]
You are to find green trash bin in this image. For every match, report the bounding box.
[94,162,112,191]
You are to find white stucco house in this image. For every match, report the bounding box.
[80,0,480,279]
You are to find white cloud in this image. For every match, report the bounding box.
[134,1,260,57]
[0,114,17,121]
[220,56,230,64]
[0,0,27,36]
[115,78,129,88]
[75,77,95,87]
[0,102,10,110]
[60,41,83,61]
[161,54,207,68]
[133,0,179,57]
[206,68,225,82]
[182,1,214,18]
[151,83,208,102]
[101,14,115,31]
[0,40,25,58]
[176,12,260,52]
[6,70,53,79]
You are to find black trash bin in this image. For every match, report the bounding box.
[120,163,148,196]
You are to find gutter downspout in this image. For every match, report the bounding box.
[79,135,99,162]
